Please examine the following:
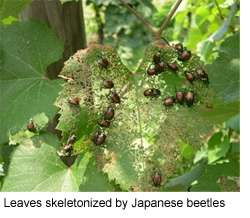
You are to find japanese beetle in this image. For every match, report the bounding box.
[110,92,120,104]
[144,89,152,97]
[104,106,115,120]
[92,131,106,145]
[155,62,165,73]
[151,88,161,97]
[185,91,195,107]
[178,49,191,61]
[167,62,178,72]
[147,68,157,76]
[195,67,209,83]
[176,91,185,105]
[144,89,160,98]
[195,68,206,78]
[163,97,175,107]
[27,120,35,132]
[153,52,162,64]
[103,80,114,89]
[98,58,109,68]
[185,71,195,83]
[153,172,162,187]
[98,120,110,128]
[69,97,79,106]
[174,43,183,52]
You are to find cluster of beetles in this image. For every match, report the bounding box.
[145,42,209,110]
[26,42,209,187]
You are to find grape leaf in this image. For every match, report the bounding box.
[163,162,206,192]
[0,20,63,145]
[1,133,109,192]
[208,32,240,102]
[197,99,239,124]
[226,114,240,133]
[56,41,212,191]
[191,155,239,192]
[0,0,35,21]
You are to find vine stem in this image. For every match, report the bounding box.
[117,0,157,38]
[156,0,183,36]
[214,0,225,20]
[118,0,183,41]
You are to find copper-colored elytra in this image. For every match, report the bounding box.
[153,53,161,64]
[147,68,156,76]
[110,92,120,103]
[103,80,114,89]
[167,62,178,72]
[178,49,191,61]
[98,120,110,128]
[153,173,162,187]
[98,58,109,68]
[92,131,106,145]
[104,107,115,120]
[185,91,195,107]
[163,97,175,106]
[195,68,207,78]
[69,97,79,105]
[156,62,165,73]
[185,72,195,83]
[27,121,35,132]
[176,91,184,104]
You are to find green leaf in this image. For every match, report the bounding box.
[163,162,206,192]
[1,133,94,192]
[55,41,213,191]
[0,0,35,21]
[226,114,240,133]
[208,32,240,102]
[79,154,117,192]
[208,134,230,164]
[197,99,239,124]
[191,155,239,192]
[0,20,63,144]
[179,139,195,161]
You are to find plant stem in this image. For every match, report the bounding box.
[157,0,183,36]
[214,0,225,20]
[117,0,157,37]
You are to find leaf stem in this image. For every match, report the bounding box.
[214,0,225,20]
[117,0,157,37]
[157,0,183,36]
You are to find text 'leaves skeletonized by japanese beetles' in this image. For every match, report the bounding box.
[104,106,115,120]
[103,80,114,89]
[185,91,195,107]
[153,172,162,187]
[110,92,121,104]
[98,57,109,68]
[27,120,35,132]
[98,120,111,128]
[92,131,106,145]
[163,97,175,107]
